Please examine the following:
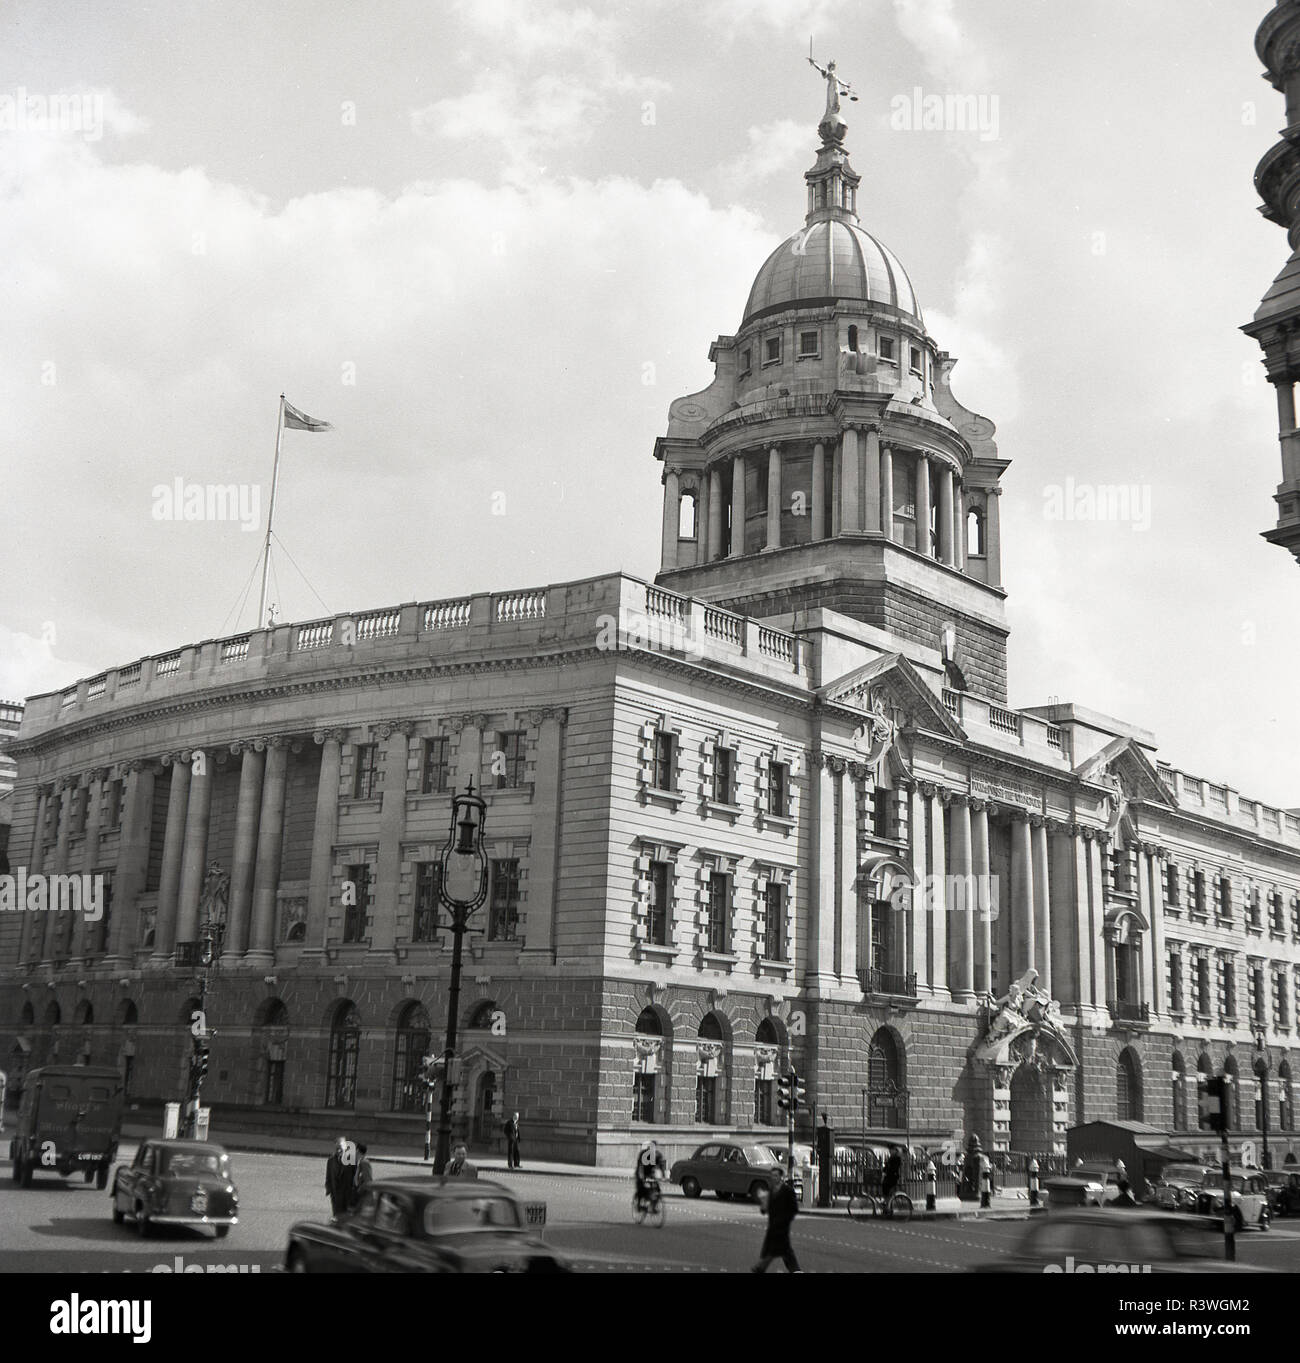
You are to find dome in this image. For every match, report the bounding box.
[742,219,921,325]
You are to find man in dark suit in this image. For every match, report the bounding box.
[325,1137,355,1217]
[751,1171,802,1273]
[503,1111,522,1169]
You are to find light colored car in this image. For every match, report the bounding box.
[1194,1169,1271,1231]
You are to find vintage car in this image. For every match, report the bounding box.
[1194,1168,1270,1230]
[670,1140,788,1202]
[283,1178,567,1274]
[9,1065,123,1189]
[1043,1172,1107,1207]
[1151,1164,1211,1212]
[1262,1168,1300,1217]
[110,1139,239,1237]
[972,1209,1269,1274]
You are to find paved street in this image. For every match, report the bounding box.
[4,1145,1300,1274]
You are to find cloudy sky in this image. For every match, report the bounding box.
[2,0,1296,806]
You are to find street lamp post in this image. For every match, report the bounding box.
[185,862,228,1139]
[433,781,489,1174]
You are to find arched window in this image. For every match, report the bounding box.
[116,1000,139,1027]
[1254,1060,1269,1133]
[966,505,985,556]
[848,324,859,352]
[633,1006,666,1124]
[1197,1054,1214,1129]
[255,998,289,1029]
[867,1027,906,1130]
[255,999,289,1105]
[392,1002,432,1113]
[695,1012,725,1124]
[1117,1048,1143,1122]
[326,1002,361,1109]
[19,1001,34,1027]
[1172,1052,1187,1131]
[73,1000,93,1027]
[466,1000,496,1031]
[1223,1055,1240,1131]
[43,1000,61,1027]
[678,491,698,541]
[1280,1061,1293,1132]
[754,1018,782,1126]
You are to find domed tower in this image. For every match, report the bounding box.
[653,63,1012,699]
[1243,1,1300,565]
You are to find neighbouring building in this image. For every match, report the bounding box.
[1,73,1297,1168]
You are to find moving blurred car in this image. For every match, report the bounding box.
[1151,1163,1211,1211]
[1262,1168,1300,1217]
[1194,1169,1270,1231]
[972,1208,1267,1273]
[670,1141,788,1202]
[111,1139,238,1237]
[284,1178,566,1273]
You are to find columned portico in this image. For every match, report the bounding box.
[226,742,265,956]
[916,452,932,557]
[863,428,881,534]
[153,759,190,960]
[949,795,975,1000]
[306,728,345,951]
[729,453,746,557]
[105,761,153,967]
[937,463,954,565]
[247,737,289,964]
[175,751,214,947]
[1010,815,1034,975]
[971,800,993,993]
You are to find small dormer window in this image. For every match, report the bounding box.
[739,347,751,378]
[878,335,896,363]
[909,346,922,375]
[798,330,819,359]
[763,335,781,366]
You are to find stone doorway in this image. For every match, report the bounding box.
[1009,1065,1055,1152]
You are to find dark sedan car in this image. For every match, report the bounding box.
[284,1178,568,1273]
[110,1139,239,1237]
[1262,1169,1300,1217]
[670,1141,787,1202]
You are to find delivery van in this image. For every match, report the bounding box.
[9,1065,124,1189]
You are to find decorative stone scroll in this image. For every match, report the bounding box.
[633,1035,663,1074]
[696,1041,724,1077]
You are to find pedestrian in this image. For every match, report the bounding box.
[351,1142,374,1208]
[325,1136,356,1217]
[1111,1178,1139,1209]
[503,1110,522,1169]
[751,1170,802,1274]
[443,1142,478,1180]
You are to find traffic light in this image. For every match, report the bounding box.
[793,1073,806,1111]
[192,1042,210,1083]
[1199,1076,1226,1132]
[777,1072,793,1112]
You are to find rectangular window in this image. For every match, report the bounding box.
[798,330,819,358]
[70,786,88,838]
[767,762,789,817]
[648,861,671,946]
[695,1075,718,1124]
[712,746,735,804]
[870,903,889,975]
[1270,890,1285,935]
[1251,968,1266,1027]
[352,744,379,800]
[105,780,123,830]
[909,345,922,374]
[872,788,893,839]
[413,862,443,943]
[763,335,781,365]
[421,737,450,795]
[1275,971,1290,1029]
[1221,960,1236,1020]
[1222,876,1237,922]
[495,731,527,789]
[764,882,786,962]
[488,858,520,941]
[878,335,896,362]
[1192,871,1207,918]
[1194,957,1211,1015]
[1165,862,1180,908]
[44,795,60,845]
[739,347,752,377]
[706,872,730,953]
[1167,951,1184,1013]
[632,1071,656,1122]
[265,1057,285,1106]
[755,1078,774,1126]
[653,731,676,792]
[343,864,370,942]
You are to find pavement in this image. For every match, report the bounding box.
[120,1119,1036,1220]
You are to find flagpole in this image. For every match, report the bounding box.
[258,394,286,628]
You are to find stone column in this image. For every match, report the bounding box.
[840,429,860,532]
[1010,815,1034,977]
[765,447,781,550]
[152,758,191,960]
[811,442,826,541]
[863,428,881,535]
[915,453,932,557]
[1068,829,1095,1011]
[729,453,746,557]
[831,441,842,537]
[225,742,265,956]
[1088,834,1107,1008]
[928,788,949,998]
[971,801,992,994]
[938,464,954,565]
[42,782,75,959]
[660,468,680,571]
[880,445,894,539]
[1145,847,1165,1016]
[1031,818,1052,996]
[306,729,346,951]
[697,475,711,566]
[373,721,414,952]
[175,749,215,947]
[523,708,567,956]
[949,796,975,1000]
[105,762,154,967]
[808,752,840,991]
[247,738,289,963]
[986,487,1002,586]
[1276,378,1296,435]
[707,467,724,561]
[838,767,858,981]
[454,715,486,794]
[19,787,50,963]
[908,783,930,994]
[74,770,107,957]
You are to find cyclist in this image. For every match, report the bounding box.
[881,1145,904,1214]
[635,1140,666,1212]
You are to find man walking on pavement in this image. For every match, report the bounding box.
[751,1169,802,1273]
[503,1111,522,1169]
[325,1137,356,1218]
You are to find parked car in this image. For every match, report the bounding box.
[670,1141,788,1202]
[1194,1169,1270,1231]
[1043,1172,1107,1207]
[1262,1169,1300,1217]
[1151,1164,1211,1211]
[972,1208,1269,1273]
[284,1178,566,1273]
[110,1139,239,1237]
[9,1065,123,1189]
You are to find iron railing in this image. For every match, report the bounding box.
[858,968,918,998]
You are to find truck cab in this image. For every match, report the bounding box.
[9,1065,124,1190]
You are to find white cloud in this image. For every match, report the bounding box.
[892,0,992,90]
[719,118,808,194]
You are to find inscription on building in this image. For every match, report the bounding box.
[970,773,1045,813]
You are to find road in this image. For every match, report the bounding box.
[3,1147,1300,1273]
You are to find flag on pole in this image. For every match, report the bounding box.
[282,398,333,432]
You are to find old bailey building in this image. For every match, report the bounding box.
[2,69,1299,1169]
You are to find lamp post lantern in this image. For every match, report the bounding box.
[433,781,489,1174]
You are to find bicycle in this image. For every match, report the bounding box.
[632,1177,666,1228]
[847,1187,913,1223]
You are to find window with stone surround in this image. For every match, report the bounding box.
[653,730,676,793]
[706,871,730,953]
[342,864,371,943]
[798,330,819,358]
[1249,964,1266,1028]
[757,747,797,826]
[1164,860,1180,911]
[420,737,451,795]
[632,1006,665,1123]
[767,760,790,818]
[712,743,736,804]
[105,779,123,830]
[488,858,520,941]
[413,862,442,943]
[1193,954,1211,1017]
[870,786,894,839]
[1219,874,1235,922]
[739,347,752,378]
[647,861,671,947]
[1167,949,1184,1015]
[1172,1053,1188,1131]
[763,335,781,366]
[352,743,379,800]
[494,731,527,790]
[1191,869,1208,919]
[878,334,896,363]
[763,882,787,962]
[966,504,986,557]
[1274,967,1289,1030]
[1219,957,1237,1022]
[1292,895,1300,940]
[43,792,60,845]
[1269,889,1286,936]
[69,784,88,838]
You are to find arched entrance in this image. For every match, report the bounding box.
[1117,1047,1143,1122]
[474,1070,497,1144]
[1009,1065,1055,1152]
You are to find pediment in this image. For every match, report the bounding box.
[821,652,964,742]
[1074,736,1177,810]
